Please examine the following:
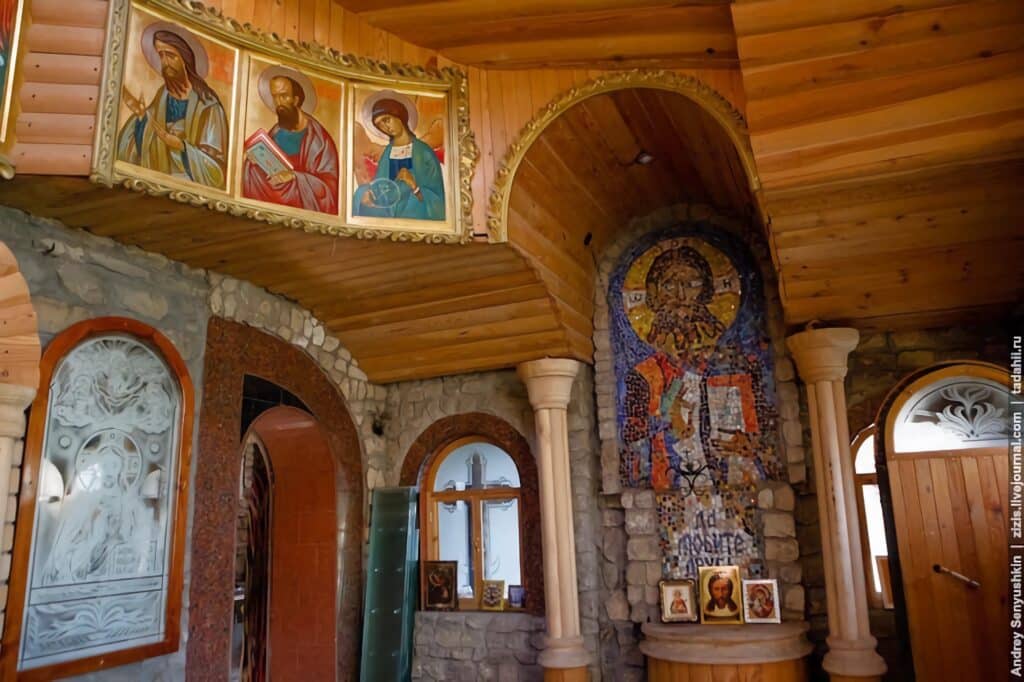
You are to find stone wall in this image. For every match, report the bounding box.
[412,611,546,681]
[0,205,383,680]
[591,204,805,681]
[796,323,1015,681]
[387,368,605,679]
[0,205,210,681]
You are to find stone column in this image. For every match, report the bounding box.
[0,383,35,637]
[787,328,886,682]
[517,359,589,681]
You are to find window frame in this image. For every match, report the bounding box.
[420,436,526,611]
[0,317,195,681]
[851,425,891,610]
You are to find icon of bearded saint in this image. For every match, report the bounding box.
[621,246,729,489]
[117,27,228,189]
[242,68,339,214]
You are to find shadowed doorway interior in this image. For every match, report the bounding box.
[230,405,338,682]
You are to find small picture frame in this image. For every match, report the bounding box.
[508,585,526,610]
[480,579,505,611]
[742,579,781,624]
[659,579,698,623]
[422,560,458,611]
[698,565,743,624]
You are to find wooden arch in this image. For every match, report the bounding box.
[872,360,1010,682]
[486,69,765,241]
[0,242,39,391]
[2,317,194,681]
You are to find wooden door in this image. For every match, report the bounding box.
[884,365,1010,682]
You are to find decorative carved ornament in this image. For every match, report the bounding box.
[1,318,194,680]
[486,70,765,242]
[92,0,478,243]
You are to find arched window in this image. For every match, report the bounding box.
[421,438,524,610]
[2,318,193,679]
[891,373,1009,453]
[851,426,892,609]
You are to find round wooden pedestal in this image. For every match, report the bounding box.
[641,621,813,682]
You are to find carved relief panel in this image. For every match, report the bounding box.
[2,319,193,679]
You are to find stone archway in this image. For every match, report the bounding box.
[189,318,363,682]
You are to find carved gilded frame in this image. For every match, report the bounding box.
[92,0,478,243]
[485,70,766,243]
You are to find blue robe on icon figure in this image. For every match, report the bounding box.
[353,98,445,221]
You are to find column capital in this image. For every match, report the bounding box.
[517,358,582,410]
[0,383,35,439]
[786,327,859,383]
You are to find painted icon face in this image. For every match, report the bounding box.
[711,576,732,607]
[373,113,405,137]
[155,40,185,81]
[270,77,300,113]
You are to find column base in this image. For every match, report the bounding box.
[823,635,887,679]
[539,635,590,670]
[543,666,588,682]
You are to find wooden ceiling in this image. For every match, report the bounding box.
[1,0,1020,384]
[330,0,739,70]
[0,175,574,384]
[732,0,1024,328]
[505,88,758,360]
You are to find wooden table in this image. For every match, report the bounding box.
[641,621,813,682]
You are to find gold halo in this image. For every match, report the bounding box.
[622,237,740,347]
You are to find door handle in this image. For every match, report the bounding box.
[933,564,980,589]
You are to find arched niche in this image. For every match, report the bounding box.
[487,70,764,243]
[484,71,767,363]
[2,317,192,680]
[399,412,544,616]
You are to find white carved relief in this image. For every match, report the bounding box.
[895,377,1009,453]
[20,335,180,670]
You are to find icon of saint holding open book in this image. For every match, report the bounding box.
[242,65,339,214]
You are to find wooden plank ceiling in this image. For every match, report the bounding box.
[0,176,571,384]
[505,88,757,360]
[731,0,1024,328]
[3,0,1021,383]
[329,0,739,70]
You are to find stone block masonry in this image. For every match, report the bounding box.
[0,205,389,680]
[208,272,388,497]
[413,612,546,681]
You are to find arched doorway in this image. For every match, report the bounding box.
[232,406,337,682]
[191,318,363,682]
[877,361,1010,681]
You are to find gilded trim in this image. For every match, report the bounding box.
[486,70,764,243]
[92,0,478,244]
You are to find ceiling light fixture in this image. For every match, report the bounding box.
[633,150,654,166]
